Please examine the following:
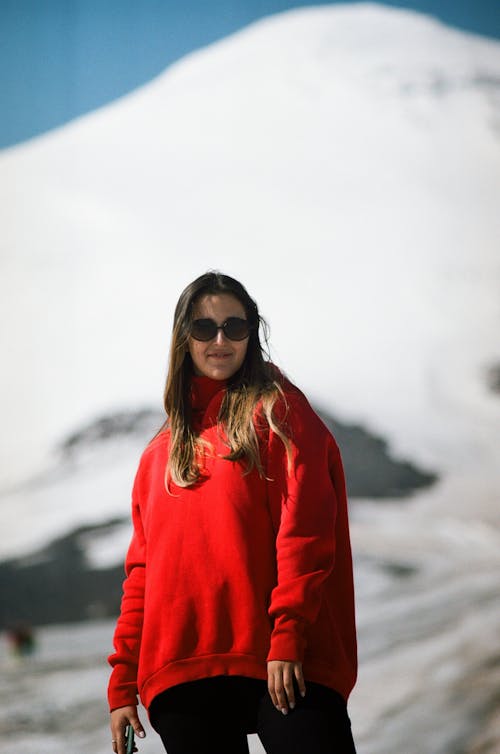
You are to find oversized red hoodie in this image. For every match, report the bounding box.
[108,375,357,711]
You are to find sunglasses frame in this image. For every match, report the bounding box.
[190,317,251,342]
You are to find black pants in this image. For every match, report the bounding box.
[149,675,356,754]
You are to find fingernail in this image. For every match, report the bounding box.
[289,702,295,709]
[281,708,288,715]
[138,731,145,738]
[301,691,306,697]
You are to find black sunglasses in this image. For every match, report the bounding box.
[190,317,251,342]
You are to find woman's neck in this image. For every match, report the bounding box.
[190,374,227,412]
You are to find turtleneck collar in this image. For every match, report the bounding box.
[190,375,227,413]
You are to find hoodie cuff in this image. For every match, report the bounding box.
[108,671,139,712]
[267,616,306,663]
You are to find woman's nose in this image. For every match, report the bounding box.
[214,328,227,345]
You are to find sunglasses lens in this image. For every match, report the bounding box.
[190,317,250,341]
[191,319,218,341]
[223,318,250,340]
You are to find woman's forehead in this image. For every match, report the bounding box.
[192,293,246,319]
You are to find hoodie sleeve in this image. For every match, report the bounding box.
[266,388,339,663]
[107,466,147,711]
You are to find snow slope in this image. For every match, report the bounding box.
[1,3,499,488]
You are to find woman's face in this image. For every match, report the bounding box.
[188,293,249,380]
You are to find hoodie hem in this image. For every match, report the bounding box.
[139,652,268,710]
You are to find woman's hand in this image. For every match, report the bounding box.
[110,705,145,753]
[267,660,306,714]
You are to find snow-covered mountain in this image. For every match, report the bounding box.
[1,2,499,489]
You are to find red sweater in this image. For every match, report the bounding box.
[108,376,357,711]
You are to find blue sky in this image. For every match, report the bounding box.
[1,0,499,149]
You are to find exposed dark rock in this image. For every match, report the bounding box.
[380,560,419,579]
[318,409,437,498]
[0,520,125,630]
[60,408,164,455]
[1,406,438,629]
[485,362,500,394]
[60,406,438,498]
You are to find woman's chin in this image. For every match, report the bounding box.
[195,357,242,381]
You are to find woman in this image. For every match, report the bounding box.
[108,272,357,754]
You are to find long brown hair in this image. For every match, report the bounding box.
[160,271,290,488]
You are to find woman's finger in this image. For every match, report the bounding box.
[128,711,146,741]
[268,667,279,709]
[275,671,288,714]
[294,662,306,698]
[268,661,288,713]
[283,664,295,709]
[111,726,125,754]
[268,679,278,709]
